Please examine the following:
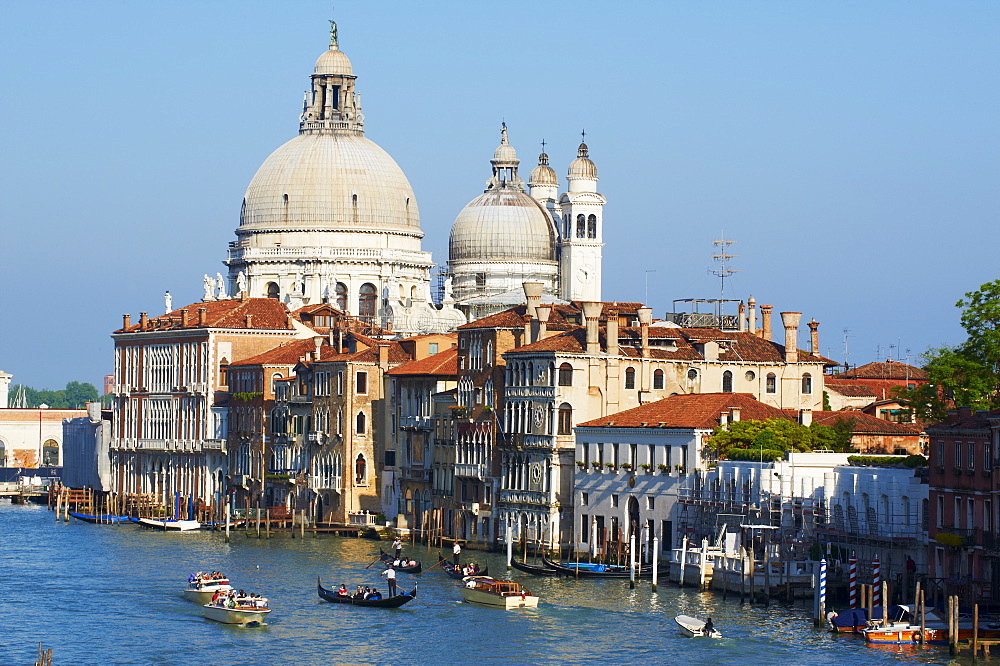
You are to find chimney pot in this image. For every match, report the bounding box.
[122,314,132,329]
[799,408,812,426]
[637,307,652,358]
[522,281,544,319]
[780,312,802,363]
[808,319,820,355]
[198,307,207,326]
[536,305,552,342]
[606,307,619,357]
[760,304,773,340]
[245,314,253,328]
[748,296,757,335]
[139,312,149,330]
[180,309,189,327]
[582,302,602,355]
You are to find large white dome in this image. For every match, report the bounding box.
[449,189,556,263]
[238,132,421,235]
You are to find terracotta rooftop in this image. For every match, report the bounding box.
[229,337,337,367]
[805,411,922,436]
[577,393,789,429]
[835,360,928,381]
[117,298,300,333]
[388,348,459,376]
[825,378,904,400]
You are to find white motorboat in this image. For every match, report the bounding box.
[182,574,233,603]
[675,615,722,638]
[460,576,538,609]
[137,518,201,531]
[202,598,271,626]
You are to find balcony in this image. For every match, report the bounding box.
[934,527,978,548]
[289,394,312,404]
[454,463,487,480]
[112,438,226,453]
[498,489,550,507]
[309,475,342,491]
[306,431,324,444]
[506,386,555,398]
[399,415,434,430]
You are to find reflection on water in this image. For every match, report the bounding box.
[0,504,972,664]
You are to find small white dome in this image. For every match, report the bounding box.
[449,190,556,263]
[529,151,558,186]
[568,142,598,179]
[314,48,353,76]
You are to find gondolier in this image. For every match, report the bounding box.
[381,565,397,597]
[392,537,403,560]
[453,541,462,565]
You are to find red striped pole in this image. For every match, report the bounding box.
[849,555,858,609]
[872,554,881,607]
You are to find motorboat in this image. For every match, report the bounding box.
[68,512,131,525]
[183,573,233,604]
[202,595,270,626]
[859,604,1000,645]
[460,576,538,609]
[675,615,722,638]
[317,578,417,608]
[379,549,422,573]
[137,518,201,531]
[437,555,488,579]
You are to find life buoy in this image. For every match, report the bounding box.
[912,631,922,642]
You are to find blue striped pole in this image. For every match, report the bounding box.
[817,558,827,627]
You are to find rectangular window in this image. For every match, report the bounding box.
[337,371,344,396]
[598,443,605,467]
[428,342,439,355]
[987,443,993,470]
[955,441,962,468]
[582,514,589,544]
[970,441,976,470]
[581,492,589,506]
[582,443,590,467]
[936,440,944,465]
[630,443,638,468]
[356,371,368,394]
[648,444,656,467]
[612,443,620,467]
[611,495,619,508]
[646,496,655,511]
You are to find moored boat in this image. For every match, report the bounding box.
[675,615,722,638]
[858,604,1000,645]
[202,596,270,626]
[460,576,538,609]
[137,517,202,531]
[317,578,417,608]
[183,572,233,603]
[437,555,488,579]
[69,512,131,524]
[379,549,422,573]
[510,559,558,576]
[541,555,659,578]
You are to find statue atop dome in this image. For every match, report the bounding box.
[329,19,338,48]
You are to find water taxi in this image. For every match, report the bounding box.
[675,615,722,638]
[183,573,233,603]
[202,595,270,626]
[460,576,538,609]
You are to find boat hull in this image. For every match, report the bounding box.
[675,615,722,638]
[460,586,538,608]
[69,513,131,524]
[137,518,201,531]
[863,623,1000,645]
[317,580,417,608]
[542,555,660,578]
[438,555,487,579]
[511,559,558,576]
[201,604,270,626]
[379,549,422,573]
[183,584,233,604]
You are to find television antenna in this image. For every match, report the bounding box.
[710,236,739,314]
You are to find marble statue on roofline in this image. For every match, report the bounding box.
[236,270,248,296]
[164,291,172,314]
[216,273,229,300]
[202,275,215,302]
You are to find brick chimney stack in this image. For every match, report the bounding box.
[738,301,746,332]
[198,307,207,326]
[780,312,802,363]
[583,302,602,355]
[180,309,189,327]
[637,307,653,358]
[122,314,131,330]
[139,312,148,330]
[522,281,543,320]
[808,319,820,355]
[535,305,552,342]
[606,307,619,357]
[760,304,773,340]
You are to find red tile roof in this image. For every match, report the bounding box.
[805,411,922,436]
[578,393,789,429]
[388,348,459,376]
[229,337,337,367]
[835,360,928,381]
[825,378,903,400]
[117,298,299,333]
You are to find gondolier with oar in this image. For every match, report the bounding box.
[392,536,403,561]
[453,540,462,565]
[381,565,397,597]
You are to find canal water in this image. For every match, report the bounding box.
[0,503,963,665]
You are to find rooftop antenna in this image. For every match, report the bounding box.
[843,328,852,370]
[710,235,739,316]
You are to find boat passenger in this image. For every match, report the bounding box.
[354,586,364,599]
[337,584,349,597]
[408,559,417,567]
[368,588,382,601]
[704,617,715,634]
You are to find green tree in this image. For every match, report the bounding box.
[8,382,99,408]
[709,418,838,459]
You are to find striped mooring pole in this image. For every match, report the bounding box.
[817,558,827,626]
[849,555,858,609]
[872,554,882,607]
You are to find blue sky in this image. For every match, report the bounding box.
[2,1,998,389]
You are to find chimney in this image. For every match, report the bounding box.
[198,307,207,326]
[606,307,619,357]
[122,314,131,330]
[738,302,746,332]
[729,406,741,422]
[719,411,729,427]
[180,309,189,327]
[582,302,602,355]
[87,401,102,421]
[139,312,148,330]
[637,307,653,358]
[378,343,390,370]
[958,406,973,419]
[313,336,323,361]
[780,312,802,363]
[799,408,812,426]
[536,305,552,341]
[244,314,253,328]
[748,296,757,335]
[522,281,544,319]
[808,319,819,355]
[760,304,773,340]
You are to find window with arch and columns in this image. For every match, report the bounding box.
[722,370,734,393]
[576,214,586,238]
[624,367,636,390]
[801,373,813,394]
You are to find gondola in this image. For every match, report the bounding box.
[437,555,488,579]
[317,578,417,608]
[510,559,558,576]
[541,555,660,578]
[379,548,422,573]
[68,512,131,524]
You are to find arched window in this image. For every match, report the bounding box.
[766,373,776,394]
[558,363,573,386]
[358,283,377,320]
[587,214,597,238]
[576,214,586,238]
[356,411,366,435]
[335,282,348,311]
[624,367,636,390]
[558,403,573,435]
[282,193,289,224]
[722,370,733,393]
[801,373,813,394]
[355,453,367,485]
[42,440,59,466]
[0,440,5,466]
[270,373,283,393]
[653,369,664,390]
[266,282,280,299]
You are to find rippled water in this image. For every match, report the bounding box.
[0,503,964,665]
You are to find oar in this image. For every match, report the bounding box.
[424,556,448,573]
[364,553,385,569]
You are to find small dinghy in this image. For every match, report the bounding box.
[69,512,131,524]
[137,517,201,531]
[675,615,722,638]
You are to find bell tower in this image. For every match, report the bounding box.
[558,133,605,301]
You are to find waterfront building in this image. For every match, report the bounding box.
[108,297,317,514]
[220,21,464,336]
[926,407,1000,602]
[447,126,605,322]
[0,373,84,468]
[61,402,113,491]
[383,345,458,533]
